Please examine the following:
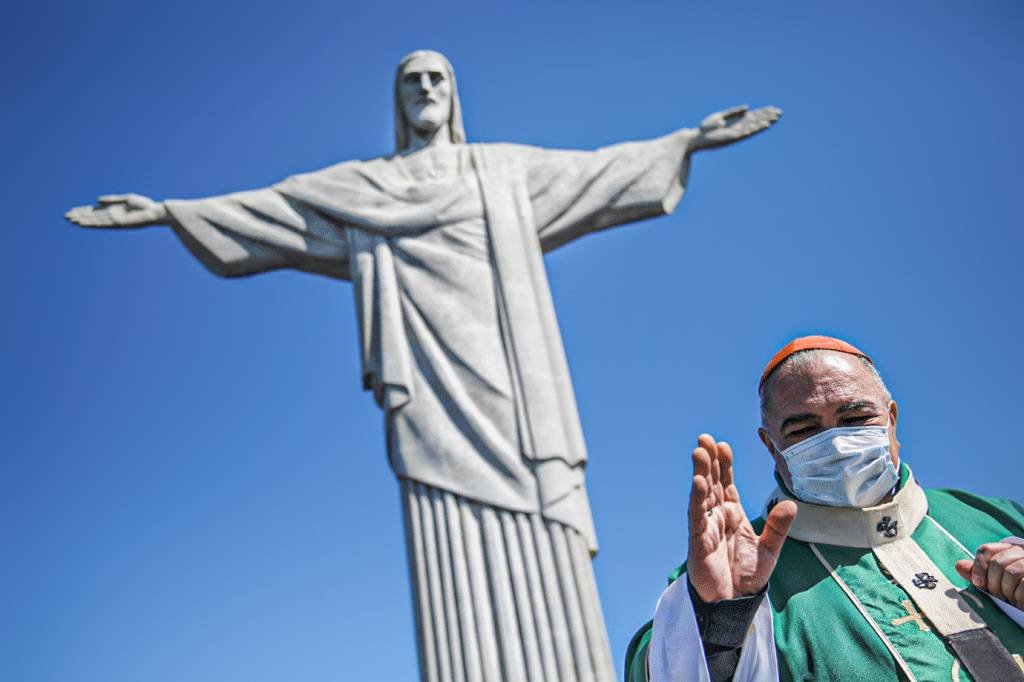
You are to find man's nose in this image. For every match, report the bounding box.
[418,73,432,92]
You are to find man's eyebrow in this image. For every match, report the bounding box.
[836,401,876,415]
[780,413,819,433]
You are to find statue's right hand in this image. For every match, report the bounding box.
[686,434,797,602]
[699,105,750,132]
[66,194,167,229]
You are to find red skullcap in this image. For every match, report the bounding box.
[759,335,872,389]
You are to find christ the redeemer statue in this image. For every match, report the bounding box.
[67,50,780,682]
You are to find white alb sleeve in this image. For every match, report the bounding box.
[649,577,779,682]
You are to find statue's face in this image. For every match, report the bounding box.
[398,54,453,137]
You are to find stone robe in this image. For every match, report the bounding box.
[164,133,693,550]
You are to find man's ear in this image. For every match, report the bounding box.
[760,426,793,489]
[888,400,901,464]
[761,421,782,464]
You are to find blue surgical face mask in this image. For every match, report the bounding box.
[777,426,898,508]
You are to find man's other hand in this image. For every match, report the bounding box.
[956,542,1024,609]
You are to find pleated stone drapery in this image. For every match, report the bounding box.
[401,479,616,682]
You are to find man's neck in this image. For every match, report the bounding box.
[765,464,927,548]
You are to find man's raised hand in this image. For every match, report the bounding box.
[66,194,167,229]
[686,433,797,602]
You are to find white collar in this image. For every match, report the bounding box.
[761,467,928,548]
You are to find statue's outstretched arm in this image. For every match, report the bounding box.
[67,188,351,280]
[66,194,168,229]
[688,105,782,153]
[526,104,781,251]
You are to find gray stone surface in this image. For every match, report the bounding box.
[66,49,780,681]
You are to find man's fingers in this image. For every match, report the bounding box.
[717,441,738,502]
[973,543,1011,589]
[717,441,734,485]
[759,500,797,558]
[718,440,740,504]
[697,434,720,486]
[688,474,710,530]
[695,435,719,503]
[989,546,1024,598]
[696,434,717,459]
[691,447,713,507]
[999,557,1024,603]
[692,446,711,479]
[987,556,1004,595]
[955,559,974,582]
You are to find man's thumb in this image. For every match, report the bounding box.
[954,559,974,582]
[759,500,797,557]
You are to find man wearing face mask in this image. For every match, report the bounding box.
[625,336,1024,681]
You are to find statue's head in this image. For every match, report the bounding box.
[394,50,465,152]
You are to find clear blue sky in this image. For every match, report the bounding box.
[3,1,1022,680]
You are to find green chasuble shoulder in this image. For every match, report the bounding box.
[626,466,1024,682]
[625,621,654,682]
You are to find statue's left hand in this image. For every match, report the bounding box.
[692,105,782,151]
[66,194,168,229]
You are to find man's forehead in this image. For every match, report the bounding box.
[401,55,448,75]
[770,351,881,409]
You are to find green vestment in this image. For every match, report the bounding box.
[627,464,1024,681]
